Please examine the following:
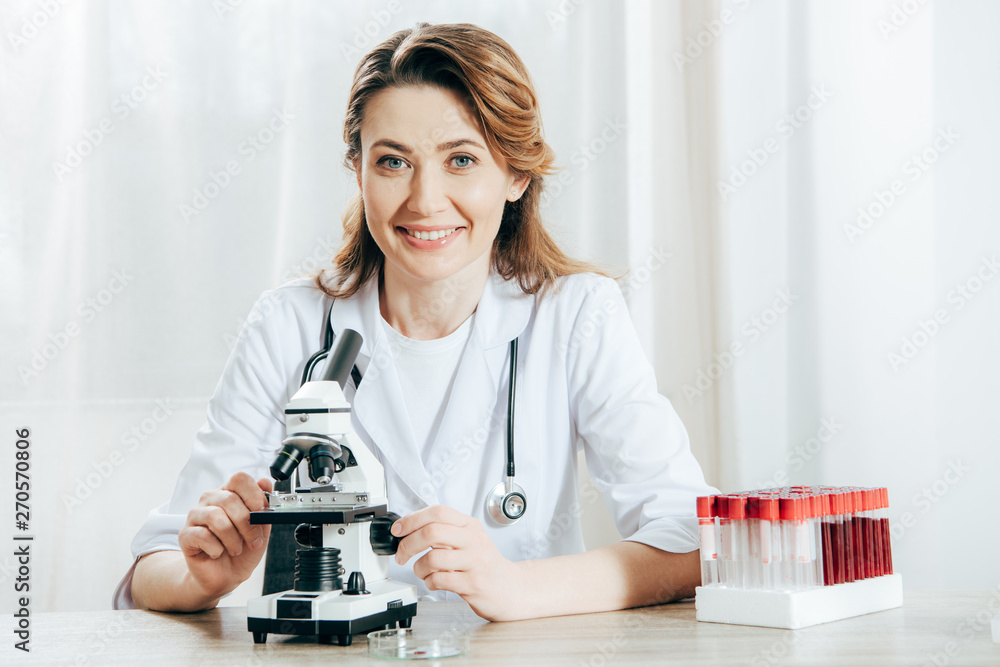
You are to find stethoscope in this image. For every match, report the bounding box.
[301,303,527,526]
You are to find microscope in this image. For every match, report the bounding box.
[247,329,418,646]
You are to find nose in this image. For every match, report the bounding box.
[406,166,449,217]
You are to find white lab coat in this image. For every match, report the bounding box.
[113,271,717,608]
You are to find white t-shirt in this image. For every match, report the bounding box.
[379,313,474,461]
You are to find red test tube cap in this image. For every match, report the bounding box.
[716,496,730,519]
[810,494,823,519]
[729,496,746,520]
[697,496,713,518]
[779,496,801,521]
[760,497,779,521]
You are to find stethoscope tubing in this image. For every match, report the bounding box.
[301,302,523,525]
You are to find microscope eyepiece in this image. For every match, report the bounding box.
[321,329,363,387]
[270,444,303,481]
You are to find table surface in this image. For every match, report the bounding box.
[14,591,1000,666]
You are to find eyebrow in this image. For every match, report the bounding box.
[370,138,487,153]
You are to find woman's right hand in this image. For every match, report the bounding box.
[177,472,273,603]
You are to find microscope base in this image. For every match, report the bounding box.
[247,580,418,646]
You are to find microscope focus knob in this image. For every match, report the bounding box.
[369,512,402,556]
[294,523,323,548]
[344,571,368,595]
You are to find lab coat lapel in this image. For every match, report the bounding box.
[330,280,436,506]
[353,334,436,506]
[425,273,535,488]
[422,331,500,490]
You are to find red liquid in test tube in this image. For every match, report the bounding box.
[870,488,884,577]
[851,488,866,581]
[839,491,856,584]
[857,489,870,579]
[837,492,849,584]
[879,488,894,575]
[821,494,834,586]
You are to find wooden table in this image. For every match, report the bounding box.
[18,591,1000,666]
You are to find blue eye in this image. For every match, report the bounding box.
[383,157,405,169]
[452,155,475,168]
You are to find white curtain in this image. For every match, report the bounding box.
[1,0,994,613]
[718,0,1000,589]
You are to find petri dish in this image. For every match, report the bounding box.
[367,628,469,660]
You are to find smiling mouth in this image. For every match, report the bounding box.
[402,227,459,241]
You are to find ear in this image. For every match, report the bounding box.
[354,158,362,191]
[507,173,531,202]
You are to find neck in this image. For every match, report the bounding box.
[379,262,489,340]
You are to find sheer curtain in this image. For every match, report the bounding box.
[719,0,1000,589]
[5,0,991,614]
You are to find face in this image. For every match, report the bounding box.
[356,85,529,286]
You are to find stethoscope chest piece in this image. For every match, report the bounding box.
[486,477,527,526]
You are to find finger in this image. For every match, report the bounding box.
[392,505,470,539]
[187,505,245,557]
[252,479,274,548]
[200,488,263,549]
[224,472,270,512]
[395,523,469,565]
[179,525,226,559]
[424,570,469,596]
[412,547,468,580]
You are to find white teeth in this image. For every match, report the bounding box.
[406,228,456,241]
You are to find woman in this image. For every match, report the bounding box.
[117,22,715,622]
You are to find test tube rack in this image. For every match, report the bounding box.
[694,486,903,630]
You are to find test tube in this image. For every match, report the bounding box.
[842,491,856,583]
[879,488,894,575]
[718,496,733,587]
[779,496,804,591]
[821,493,834,586]
[851,488,866,581]
[832,491,846,584]
[868,488,883,577]
[697,496,719,587]
[746,495,761,589]
[808,493,824,587]
[729,496,747,588]
[759,496,781,590]
[802,492,820,589]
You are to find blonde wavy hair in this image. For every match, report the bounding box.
[316,22,603,299]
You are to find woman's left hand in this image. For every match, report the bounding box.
[392,505,524,621]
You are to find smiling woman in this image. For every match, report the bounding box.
[320,24,598,319]
[355,85,527,335]
[120,21,716,624]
